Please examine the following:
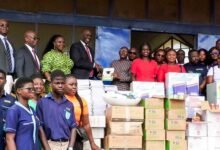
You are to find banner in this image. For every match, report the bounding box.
[198,33,220,50]
[95,26,130,67]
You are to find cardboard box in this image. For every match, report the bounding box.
[166,109,186,120]
[187,137,207,150]
[144,141,165,150]
[186,107,203,119]
[104,135,142,149]
[140,98,164,109]
[166,131,185,141]
[202,110,220,122]
[143,129,165,141]
[106,106,144,122]
[145,119,164,130]
[145,109,164,119]
[91,128,105,139]
[89,116,106,127]
[207,81,220,104]
[208,137,220,150]
[166,140,187,150]
[165,99,185,110]
[83,139,101,150]
[185,96,205,107]
[107,122,143,136]
[130,81,165,98]
[165,119,186,130]
[187,122,207,137]
[208,123,220,136]
[165,73,199,99]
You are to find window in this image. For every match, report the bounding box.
[158,36,192,63]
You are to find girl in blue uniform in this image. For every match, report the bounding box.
[5,77,50,150]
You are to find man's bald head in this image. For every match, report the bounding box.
[0,19,9,36]
[24,30,39,48]
[81,29,92,45]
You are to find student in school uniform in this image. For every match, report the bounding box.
[0,69,16,150]
[36,70,77,150]
[5,77,50,150]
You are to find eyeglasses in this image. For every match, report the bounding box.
[156,54,165,57]
[0,24,9,28]
[211,52,219,56]
[20,87,35,92]
[129,52,137,55]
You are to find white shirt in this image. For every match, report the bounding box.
[0,34,15,73]
[80,40,95,67]
[207,65,220,82]
[25,44,40,68]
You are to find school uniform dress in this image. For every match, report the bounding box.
[0,92,16,150]
[131,58,158,81]
[5,101,41,150]
[157,64,186,82]
[36,93,77,149]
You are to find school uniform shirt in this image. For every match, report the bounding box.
[36,93,77,140]
[131,58,158,81]
[207,65,220,82]
[5,101,40,150]
[0,92,16,150]
[184,63,208,85]
[157,64,186,82]
[65,95,89,126]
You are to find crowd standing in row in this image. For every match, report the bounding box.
[0,18,220,150]
[0,19,100,150]
[111,40,220,93]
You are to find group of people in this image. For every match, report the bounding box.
[1,17,220,150]
[0,18,100,150]
[0,69,100,150]
[110,40,220,95]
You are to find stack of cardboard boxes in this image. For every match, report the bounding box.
[206,80,220,149]
[104,106,144,149]
[187,122,207,150]
[165,99,187,150]
[164,73,197,150]
[141,98,165,150]
[83,116,106,150]
[77,80,107,149]
[203,108,220,149]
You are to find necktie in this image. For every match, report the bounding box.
[85,46,94,77]
[32,48,40,71]
[85,46,92,63]
[4,38,12,73]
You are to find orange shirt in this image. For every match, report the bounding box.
[65,95,89,125]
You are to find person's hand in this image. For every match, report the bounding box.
[95,63,102,72]
[45,146,51,150]
[112,72,119,80]
[91,142,100,150]
[46,76,51,82]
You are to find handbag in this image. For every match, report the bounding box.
[76,97,89,142]
[76,126,89,142]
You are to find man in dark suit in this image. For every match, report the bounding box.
[69,29,100,79]
[0,19,15,76]
[0,19,15,94]
[15,30,40,78]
